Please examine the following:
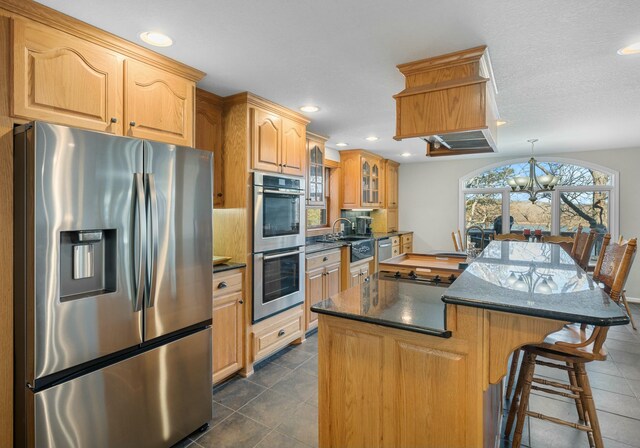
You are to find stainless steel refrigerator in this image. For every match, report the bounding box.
[13,122,213,448]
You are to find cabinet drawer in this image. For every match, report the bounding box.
[306,249,341,271]
[391,236,400,247]
[392,246,400,257]
[213,270,243,296]
[401,233,413,245]
[253,309,303,361]
[403,243,412,254]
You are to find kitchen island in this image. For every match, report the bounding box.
[311,241,629,448]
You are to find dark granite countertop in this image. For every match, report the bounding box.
[311,273,451,337]
[213,262,246,274]
[372,230,413,240]
[305,241,348,255]
[442,241,629,326]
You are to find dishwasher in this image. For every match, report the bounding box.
[377,238,393,264]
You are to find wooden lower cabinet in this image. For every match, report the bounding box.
[349,261,370,288]
[212,269,244,384]
[305,249,342,331]
[400,232,413,254]
[252,306,304,361]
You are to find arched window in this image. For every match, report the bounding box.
[460,158,618,262]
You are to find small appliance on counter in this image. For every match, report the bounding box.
[355,216,373,235]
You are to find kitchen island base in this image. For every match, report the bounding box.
[317,306,566,448]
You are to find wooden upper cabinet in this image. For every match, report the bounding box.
[12,18,123,134]
[281,118,305,176]
[385,160,399,209]
[124,59,195,146]
[251,107,281,172]
[196,89,224,207]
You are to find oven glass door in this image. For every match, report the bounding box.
[253,248,305,322]
[262,189,301,237]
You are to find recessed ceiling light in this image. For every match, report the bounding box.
[300,105,320,113]
[401,152,411,157]
[365,136,379,141]
[335,142,349,147]
[497,120,507,126]
[139,31,173,47]
[618,42,640,55]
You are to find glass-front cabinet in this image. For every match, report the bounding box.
[307,138,325,206]
[340,150,384,209]
[362,156,381,207]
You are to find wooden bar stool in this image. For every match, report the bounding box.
[505,235,637,448]
[571,225,597,270]
[612,236,637,330]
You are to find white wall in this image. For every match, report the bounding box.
[399,147,640,297]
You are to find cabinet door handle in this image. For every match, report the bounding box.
[130,121,136,127]
[217,281,228,289]
[278,329,286,337]
[283,164,288,168]
[217,193,223,197]
[323,256,328,262]
[238,299,244,304]
[364,277,370,283]
[110,117,118,123]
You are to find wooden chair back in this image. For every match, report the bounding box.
[592,234,638,303]
[492,233,527,242]
[541,235,575,254]
[570,225,597,270]
[451,229,464,252]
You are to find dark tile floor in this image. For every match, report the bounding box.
[175,303,640,448]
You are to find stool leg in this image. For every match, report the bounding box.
[505,350,527,437]
[505,349,521,401]
[575,363,604,448]
[513,352,536,448]
[567,362,586,423]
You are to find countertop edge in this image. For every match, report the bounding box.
[440,295,631,327]
[213,262,247,274]
[311,306,452,338]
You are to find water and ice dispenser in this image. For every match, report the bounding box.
[60,229,117,301]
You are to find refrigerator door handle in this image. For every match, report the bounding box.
[147,173,159,308]
[134,173,146,312]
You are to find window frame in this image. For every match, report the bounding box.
[459,157,619,239]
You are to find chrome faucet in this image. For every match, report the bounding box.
[465,225,486,251]
[332,218,353,235]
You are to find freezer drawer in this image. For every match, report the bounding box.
[31,328,212,448]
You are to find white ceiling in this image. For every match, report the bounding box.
[37,0,640,163]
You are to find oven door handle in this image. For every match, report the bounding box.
[263,249,304,260]
[261,189,306,196]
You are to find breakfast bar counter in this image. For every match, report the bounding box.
[311,241,629,448]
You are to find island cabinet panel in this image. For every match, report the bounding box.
[12,18,123,134]
[124,59,195,146]
[250,107,281,172]
[319,323,384,448]
[281,117,305,176]
[387,341,470,447]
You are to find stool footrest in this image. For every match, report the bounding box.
[525,411,592,432]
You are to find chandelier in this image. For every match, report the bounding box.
[507,139,560,203]
[505,263,558,295]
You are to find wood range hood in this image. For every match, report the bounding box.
[393,46,499,157]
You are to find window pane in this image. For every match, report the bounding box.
[465,193,501,249]
[465,162,611,188]
[510,192,551,234]
[307,208,327,228]
[560,191,609,261]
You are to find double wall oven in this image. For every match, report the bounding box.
[253,172,305,322]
